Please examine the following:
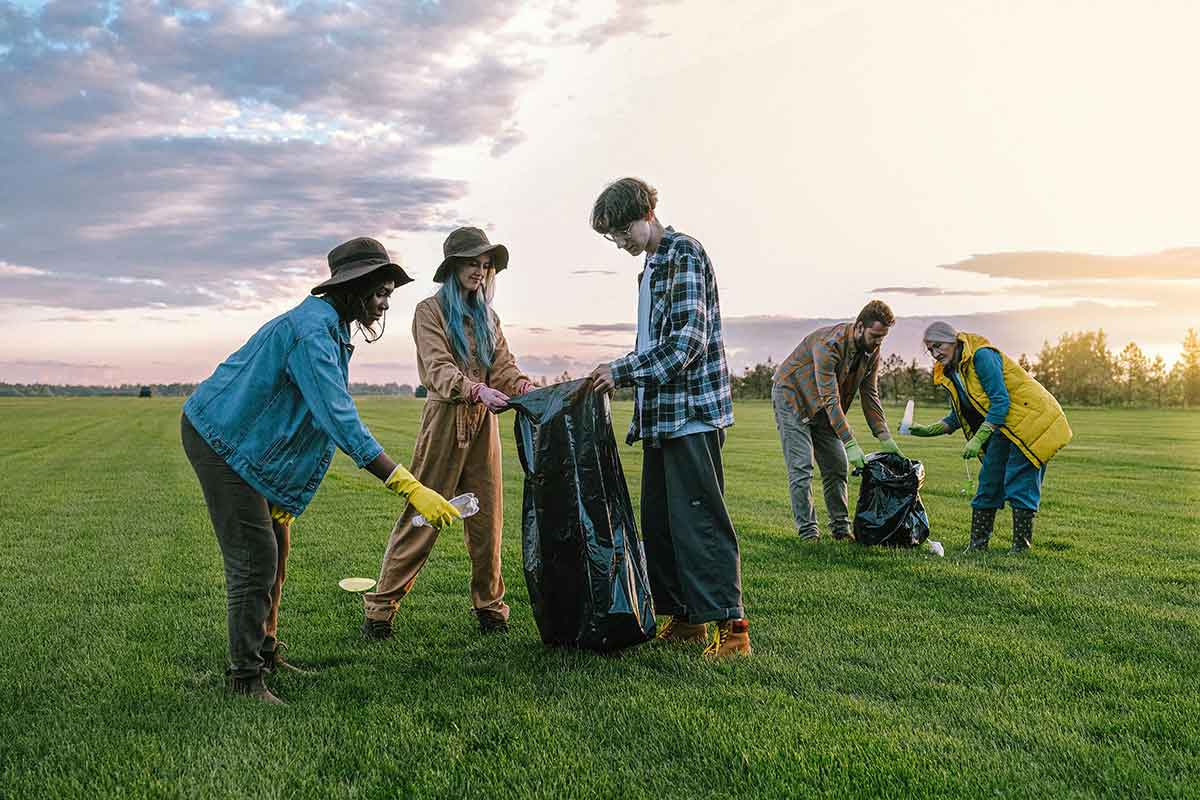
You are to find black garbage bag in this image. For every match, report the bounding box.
[506,379,656,651]
[852,452,930,547]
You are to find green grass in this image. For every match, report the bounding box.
[0,397,1197,799]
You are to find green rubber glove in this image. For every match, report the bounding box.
[877,436,905,457]
[844,439,866,470]
[385,464,461,529]
[962,424,994,460]
[908,421,947,437]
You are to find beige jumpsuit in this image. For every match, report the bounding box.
[363,296,530,622]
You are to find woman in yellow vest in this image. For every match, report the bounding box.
[908,322,1072,552]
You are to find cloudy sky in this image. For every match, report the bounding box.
[2,0,1197,386]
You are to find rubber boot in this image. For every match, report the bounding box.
[1010,507,1035,553]
[964,507,996,552]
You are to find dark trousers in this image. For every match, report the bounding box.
[181,414,289,678]
[641,430,744,625]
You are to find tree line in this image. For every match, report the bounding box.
[4,328,1198,407]
[0,382,420,397]
[730,328,1200,408]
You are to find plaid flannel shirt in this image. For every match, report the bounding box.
[772,322,890,445]
[609,227,734,446]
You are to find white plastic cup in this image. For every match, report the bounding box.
[412,492,480,527]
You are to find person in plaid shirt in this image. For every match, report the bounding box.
[771,301,905,541]
[588,177,749,658]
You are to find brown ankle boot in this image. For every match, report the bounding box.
[703,618,752,658]
[655,616,708,644]
[261,641,312,675]
[227,673,284,705]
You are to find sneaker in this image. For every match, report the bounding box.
[261,641,312,675]
[702,618,752,659]
[655,616,708,644]
[476,609,509,635]
[227,672,284,705]
[361,617,393,641]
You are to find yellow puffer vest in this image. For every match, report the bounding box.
[932,333,1072,467]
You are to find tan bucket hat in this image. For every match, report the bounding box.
[433,227,509,284]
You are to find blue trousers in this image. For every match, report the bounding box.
[971,433,1047,512]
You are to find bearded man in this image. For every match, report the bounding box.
[771,300,904,541]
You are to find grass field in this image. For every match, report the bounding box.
[1,397,1197,799]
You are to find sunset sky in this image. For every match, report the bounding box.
[2,0,1197,386]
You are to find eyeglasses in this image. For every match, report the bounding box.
[602,221,636,245]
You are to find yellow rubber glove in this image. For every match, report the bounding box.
[384,464,461,529]
[844,439,866,470]
[962,424,994,460]
[269,504,295,527]
[877,436,905,457]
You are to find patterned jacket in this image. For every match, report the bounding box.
[772,322,889,445]
[609,227,734,446]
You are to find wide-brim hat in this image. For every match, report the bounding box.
[311,237,414,295]
[433,226,509,284]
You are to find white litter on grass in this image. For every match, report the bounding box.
[338,577,376,592]
[899,399,914,435]
[928,540,945,557]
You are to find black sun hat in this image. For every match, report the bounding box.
[311,237,414,295]
[432,227,510,284]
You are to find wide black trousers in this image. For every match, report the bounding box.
[640,430,745,624]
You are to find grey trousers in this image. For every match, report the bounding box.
[641,429,745,624]
[771,384,850,540]
[181,414,288,679]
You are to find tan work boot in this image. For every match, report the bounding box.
[703,618,752,659]
[227,673,285,705]
[655,615,708,644]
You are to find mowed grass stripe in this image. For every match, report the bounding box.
[0,397,1196,799]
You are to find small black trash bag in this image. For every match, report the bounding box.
[506,379,656,651]
[852,452,930,547]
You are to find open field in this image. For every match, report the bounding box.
[0,397,1197,799]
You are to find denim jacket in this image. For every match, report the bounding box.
[183,296,384,515]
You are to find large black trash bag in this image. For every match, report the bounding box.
[506,379,656,651]
[852,452,931,547]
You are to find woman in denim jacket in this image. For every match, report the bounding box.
[182,237,460,704]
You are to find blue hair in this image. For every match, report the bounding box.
[437,278,496,371]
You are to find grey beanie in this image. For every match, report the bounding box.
[923,321,958,344]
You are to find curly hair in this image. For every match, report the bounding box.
[856,300,896,329]
[316,272,392,342]
[590,177,658,234]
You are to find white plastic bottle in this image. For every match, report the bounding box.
[899,399,914,435]
[412,492,480,527]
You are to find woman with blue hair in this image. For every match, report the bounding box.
[363,227,533,638]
